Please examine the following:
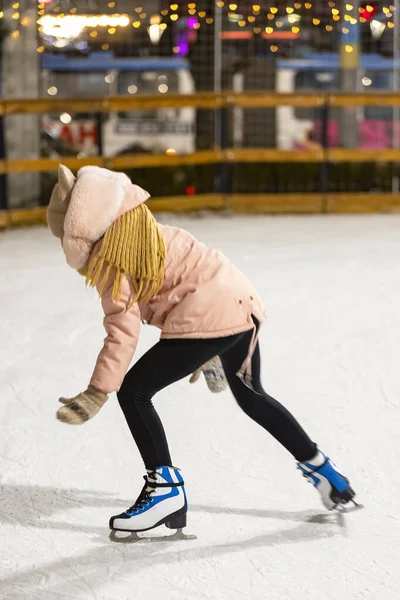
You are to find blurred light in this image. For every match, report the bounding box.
[362,76,372,86]
[135,6,143,13]
[305,2,312,8]
[60,113,72,124]
[359,3,377,21]
[270,7,278,13]
[133,21,141,28]
[108,27,116,34]
[345,44,353,52]
[286,7,294,14]
[198,11,206,17]
[37,45,45,53]
[326,24,333,31]
[332,8,340,15]
[105,74,115,83]
[186,186,196,195]
[38,15,130,40]
[12,12,20,19]
[166,148,177,155]
[158,84,168,93]
[276,20,283,28]
[238,20,246,26]
[170,14,178,21]
[206,17,213,24]
[313,18,320,25]
[128,85,138,94]
[253,5,261,11]
[108,2,116,7]
[228,13,243,22]
[346,4,354,10]
[217,2,224,7]
[342,27,349,33]
[270,45,278,53]
[254,27,261,33]
[47,86,58,95]
[288,14,301,23]
[292,26,300,33]
[170,3,178,9]
[248,16,256,23]
[265,26,273,34]
[148,23,164,43]
[370,19,386,39]
[229,3,238,9]
[11,30,20,38]
[54,39,69,47]
[102,43,110,50]
[90,31,98,37]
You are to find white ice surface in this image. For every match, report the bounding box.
[1,215,400,600]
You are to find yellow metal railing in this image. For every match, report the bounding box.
[1,91,400,225]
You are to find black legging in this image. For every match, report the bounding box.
[117,327,317,469]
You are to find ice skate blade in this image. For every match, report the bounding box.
[109,528,197,544]
[333,500,364,513]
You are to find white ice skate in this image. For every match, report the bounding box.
[109,466,187,533]
[298,450,356,510]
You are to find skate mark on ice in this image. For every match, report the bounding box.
[0,517,337,599]
[190,503,326,523]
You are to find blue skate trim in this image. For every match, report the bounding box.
[299,455,349,493]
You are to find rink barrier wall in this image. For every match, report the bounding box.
[2,92,400,219]
[6,148,400,174]
[4,91,400,115]
[2,193,400,230]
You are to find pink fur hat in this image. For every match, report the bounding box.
[47,165,150,270]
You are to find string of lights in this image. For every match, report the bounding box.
[0,1,396,55]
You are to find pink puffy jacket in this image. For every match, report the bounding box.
[89,223,266,394]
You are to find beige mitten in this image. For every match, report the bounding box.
[189,356,228,393]
[57,386,108,425]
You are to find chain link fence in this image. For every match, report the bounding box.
[0,0,400,208]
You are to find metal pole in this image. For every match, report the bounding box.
[339,0,360,148]
[392,0,399,193]
[214,1,222,148]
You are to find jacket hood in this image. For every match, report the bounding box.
[47,164,150,270]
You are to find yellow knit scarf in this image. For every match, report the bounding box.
[80,204,166,307]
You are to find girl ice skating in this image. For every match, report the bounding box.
[47,165,356,534]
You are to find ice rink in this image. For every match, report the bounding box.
[1,214,400,600]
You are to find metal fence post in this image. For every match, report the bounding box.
[0,115,7,210]
[320,95,329,212]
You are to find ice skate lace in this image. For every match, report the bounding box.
[127,471,158,514]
